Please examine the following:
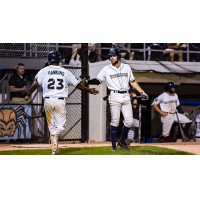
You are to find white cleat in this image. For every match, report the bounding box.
[52,149,60,155]
[50,135,57,154]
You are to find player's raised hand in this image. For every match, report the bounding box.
[89,88,99,95]
[141,91,149,100]
[25,96,31,103]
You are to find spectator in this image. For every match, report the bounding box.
[88,43,102,62]
[9,63,28,104]
[188,43,199,62]
[130,43,144,60]
[127,87,139,143]
[112,43,135,60]
[69,44,81,67]
[146,43,166,61]
[164,43,187,61]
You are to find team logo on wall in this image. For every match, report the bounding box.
[0,105,31,139]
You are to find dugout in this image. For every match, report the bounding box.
[88,60,200,142]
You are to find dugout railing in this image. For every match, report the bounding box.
[1,43,200,63]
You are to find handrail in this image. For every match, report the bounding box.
[1,43,200,61]
[0,73,9,85]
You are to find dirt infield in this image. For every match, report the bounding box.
[0,141,200,154]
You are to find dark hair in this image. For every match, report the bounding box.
[17,63,24,69]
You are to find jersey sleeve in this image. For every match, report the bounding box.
[66,70,80,87]
[176,94,180,106]
[151,94,163,106]
[128,66,135,82]
[96,68,106,82]
[35,69,44,85]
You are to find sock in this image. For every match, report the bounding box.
[110,126,117,148]
[120,125,130,144]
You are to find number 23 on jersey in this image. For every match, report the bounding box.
[48,78,64,90]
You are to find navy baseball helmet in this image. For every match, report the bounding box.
[165,82,177,93]
[108,48,121,60]
[48,51,61,64]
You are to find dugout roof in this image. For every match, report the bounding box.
[90,60,200,74]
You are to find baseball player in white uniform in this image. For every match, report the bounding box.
[25,51,99,154]
[82,48,148,151]
[152,82,192,142]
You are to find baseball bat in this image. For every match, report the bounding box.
[103,95,109,101]
[131,96,147,100]
[175,112,186,142]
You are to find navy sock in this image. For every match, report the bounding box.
[119,125,130,144]
[110,126,117,147]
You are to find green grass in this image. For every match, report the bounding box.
[0,146,195,155]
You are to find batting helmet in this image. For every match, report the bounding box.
[165,82,177,93]
[48,51,61,64]
[108,48,121,60]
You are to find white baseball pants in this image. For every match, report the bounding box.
[127,118,139,140]
[109,92,133,128]
[44,97,67,137]
[161,113,192,137]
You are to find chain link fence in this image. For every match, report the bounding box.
[0,43,58,57]
[0,64,82,142]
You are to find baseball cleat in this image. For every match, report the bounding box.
[50,135,57,154]
[117,142,132,150]
[111,146,117,151]
[52,149,60,155]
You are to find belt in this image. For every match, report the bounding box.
[45,97,64,100]
[166,112,175,114]
[112,91,128,94]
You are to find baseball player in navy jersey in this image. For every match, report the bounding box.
[25,51,99,154]
[82,48,148,151]
[152,82,192,142]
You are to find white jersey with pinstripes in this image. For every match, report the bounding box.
[96,63,135,91]
[151,92,180,113]
[35,65,80,98]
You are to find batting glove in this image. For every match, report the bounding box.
[80,77,88,85]
[141,91,149,100]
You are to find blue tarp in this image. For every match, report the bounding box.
[180,101,200,106]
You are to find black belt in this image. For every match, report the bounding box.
[166,112,175,114]
[113,91,128,94]
[45,97,64,100]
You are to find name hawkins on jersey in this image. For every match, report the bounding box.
[110,73,128,79]
[48,70,65,76]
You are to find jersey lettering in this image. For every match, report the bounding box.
[48,70,65,76]
[164,100,177,104]
[110,73,128,79]
[48,78,55,89]
[57,79,64,90]
[47,78,64,90]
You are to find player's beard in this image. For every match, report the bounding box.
[111,59,119,66]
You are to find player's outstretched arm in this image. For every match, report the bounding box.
[25,80,39,103]
[130,80,149,100]
[80,78,101,85]
[76,83,99,95]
